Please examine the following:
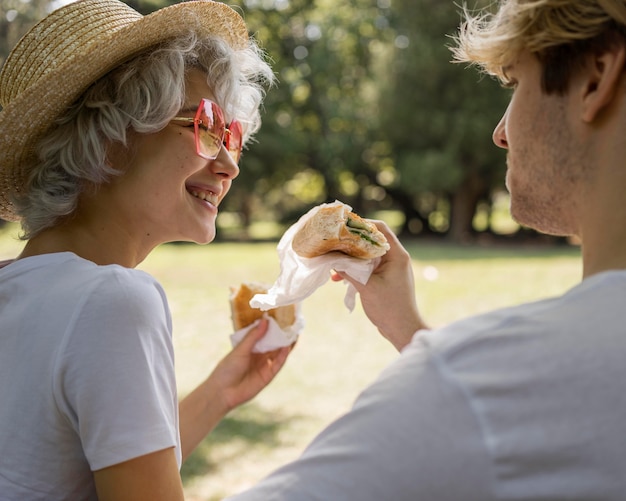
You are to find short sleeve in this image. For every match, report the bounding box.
[226,333,494,501]
[52,268,180,471]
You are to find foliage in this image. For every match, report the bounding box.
[377,0,511,239]
[222,0,397,225]
[0,0,519,241]
[227,0,513,240]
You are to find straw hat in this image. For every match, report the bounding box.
[0,0,249,222]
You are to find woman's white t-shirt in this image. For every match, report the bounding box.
[0,252,180,500]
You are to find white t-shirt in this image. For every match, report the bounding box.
[0,252,180,500]
[227,270,626,500]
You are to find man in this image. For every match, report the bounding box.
[227,1,626,499]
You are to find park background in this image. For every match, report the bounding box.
[1,0,582,499]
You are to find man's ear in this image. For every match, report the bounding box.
[581,43,626,123]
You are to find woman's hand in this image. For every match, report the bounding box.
[332,221,428,351]
[210,318,292,412]
[179,319,292,460]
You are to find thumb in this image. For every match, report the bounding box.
[235,317,269,352]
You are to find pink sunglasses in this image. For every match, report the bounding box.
[171,98,243,163]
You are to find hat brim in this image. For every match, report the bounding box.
[0,0,248,221]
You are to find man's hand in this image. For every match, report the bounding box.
[332,221,428,351]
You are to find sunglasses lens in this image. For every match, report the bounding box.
[196,100,225,159]
[226,120,243,163]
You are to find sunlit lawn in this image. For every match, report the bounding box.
[0,225,582,500]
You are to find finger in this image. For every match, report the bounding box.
[235,318,269,352]
[260,342,292,365]
[265,346,291,377]
[273,346,290,369]
[369,219,394,239]
[368,220,404,252]
[261,346,283,359]
[330,270,344,282]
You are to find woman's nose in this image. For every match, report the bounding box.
[211,145,240,180]
[492,108,509,149]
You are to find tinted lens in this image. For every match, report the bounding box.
[195,100,225,159]
[225,120,243,163]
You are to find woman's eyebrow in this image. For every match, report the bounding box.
[178,105,198,114]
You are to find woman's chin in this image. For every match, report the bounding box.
[194,231,217,245]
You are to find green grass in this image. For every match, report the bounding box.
[0,225,582,500]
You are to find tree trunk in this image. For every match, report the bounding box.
[447,169,488,243]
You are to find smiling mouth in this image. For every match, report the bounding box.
[189,189,219,206]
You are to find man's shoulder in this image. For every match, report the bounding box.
[420,270,626,357]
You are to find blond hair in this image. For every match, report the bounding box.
[452,0,626,90]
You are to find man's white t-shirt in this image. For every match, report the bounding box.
[227,270,626,500]
[0,252,180,500]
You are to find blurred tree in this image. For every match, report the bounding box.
[1,0,516,242]
[222,0,396,231]
[378,0,510,241]
[226,0,513,242]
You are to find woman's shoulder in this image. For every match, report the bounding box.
[5,251,169,317]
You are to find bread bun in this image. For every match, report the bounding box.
[230,282,296,330]
[291,204,390,259]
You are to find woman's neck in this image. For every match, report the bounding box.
[18,222,151,268]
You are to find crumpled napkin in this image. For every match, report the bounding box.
[230,307,305,353]
[250,200,381,313]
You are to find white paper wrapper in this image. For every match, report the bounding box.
[230,310,305,353]
[250,200,381,313]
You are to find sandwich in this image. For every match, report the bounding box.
[291,203,390,259]
[230,282,297,330]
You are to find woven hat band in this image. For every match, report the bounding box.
[0,0,141,107]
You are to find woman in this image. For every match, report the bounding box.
[0,0,290,499]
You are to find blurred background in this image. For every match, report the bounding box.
[0,0,548,244]
[0,1,582,499]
